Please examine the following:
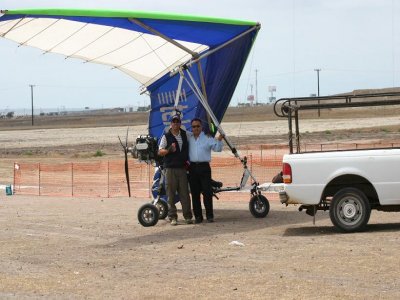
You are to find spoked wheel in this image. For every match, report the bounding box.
[155,200,168,219]
[329,187,371,232]
[249,194,270,218]
[137,203,159,227]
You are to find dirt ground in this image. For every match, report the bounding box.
[1,195,400,299]
[1,110,400,299]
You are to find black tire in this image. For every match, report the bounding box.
[137,203,159,227]
[156,200,168,219]
[329,187,371,232]
[249,194,270,218]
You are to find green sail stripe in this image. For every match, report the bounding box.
[3,8,257,26]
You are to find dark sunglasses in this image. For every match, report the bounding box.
[172,119,181,123]
[191,125,201,128]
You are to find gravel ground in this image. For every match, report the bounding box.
[0,195,400,299]
[1,116,400,299]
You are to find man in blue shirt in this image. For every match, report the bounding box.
[188,118,224,223]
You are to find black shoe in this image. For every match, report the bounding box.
[207,218,214,223]
[194,218,203,224]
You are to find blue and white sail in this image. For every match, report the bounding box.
[0,8,260,138]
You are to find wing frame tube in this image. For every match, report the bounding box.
[181,68,259,186]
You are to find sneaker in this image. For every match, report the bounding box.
[207,218,214,223]
[170,219,177,226]
[185,219,193,224]
[194,218,203,224]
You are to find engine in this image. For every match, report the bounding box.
[130,135,162,164]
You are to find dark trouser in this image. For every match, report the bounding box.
[165,167,192,221]
[189,162,213,220]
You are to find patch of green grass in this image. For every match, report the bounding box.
[94,150,105,157]
[24,150,33,156]
[380,128,389,133]
[325,130,332,134]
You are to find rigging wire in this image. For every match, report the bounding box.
[392,0,396,87]
[292,0,296,97]
[236,38,257,149]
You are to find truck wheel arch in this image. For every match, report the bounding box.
[321,174,379,206]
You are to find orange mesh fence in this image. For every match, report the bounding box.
[300,141,400,152]
[14,161,153,198]
[14,142,395,200]
[13,154,284,201]
[14,162,40,196]
[210,156,283,201]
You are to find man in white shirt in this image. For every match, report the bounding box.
[187,118,224,223]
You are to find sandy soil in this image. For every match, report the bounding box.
[2,116,400,149]
[1,115,400,299]
[0,196,400,299]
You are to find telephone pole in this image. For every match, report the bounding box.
[314,69,321,117]
[30,84,35,126]
[255,69,258,105]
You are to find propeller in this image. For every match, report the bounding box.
[118,128,131,197]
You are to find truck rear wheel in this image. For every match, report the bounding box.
[329,187,371,232]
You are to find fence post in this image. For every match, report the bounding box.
[71,163,74,197]
[13,162,16,193]
[38,163,41,196]
[250,154,253,184]
[107,161,110,198]
[148,163,152,199]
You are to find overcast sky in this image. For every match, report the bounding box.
[1,0,399,111]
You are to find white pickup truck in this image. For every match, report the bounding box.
[279,148,400,232]
[274,92,400,232]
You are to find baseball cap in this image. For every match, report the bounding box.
[171,113,181,122]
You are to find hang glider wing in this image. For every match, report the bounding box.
[0,8,260,137]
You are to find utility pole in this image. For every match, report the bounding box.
[255,69,258,105]
[314,69,321,117]
[29,84,35,126]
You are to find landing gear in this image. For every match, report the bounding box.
[249,194,270,218]
[155,200,168,219]
[137,203,159,227]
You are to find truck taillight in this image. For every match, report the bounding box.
[282,163,292,183]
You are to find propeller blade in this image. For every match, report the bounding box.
[124,148,131,197]
[118,128,131,197]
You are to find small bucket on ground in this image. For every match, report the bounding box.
[5,185,12,196]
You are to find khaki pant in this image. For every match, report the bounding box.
[165,167,192,220]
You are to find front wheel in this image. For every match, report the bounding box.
[138,203,159,227]
[329,187,371,232]
[249,194,270,218]
[155,200,168,219]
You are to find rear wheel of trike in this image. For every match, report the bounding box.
[138,203,159,227]
[249,194,270,218]
[155,200,168,219]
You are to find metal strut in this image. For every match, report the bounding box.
[180,68,259,188]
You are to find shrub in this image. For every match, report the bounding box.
[94,150,105,157]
